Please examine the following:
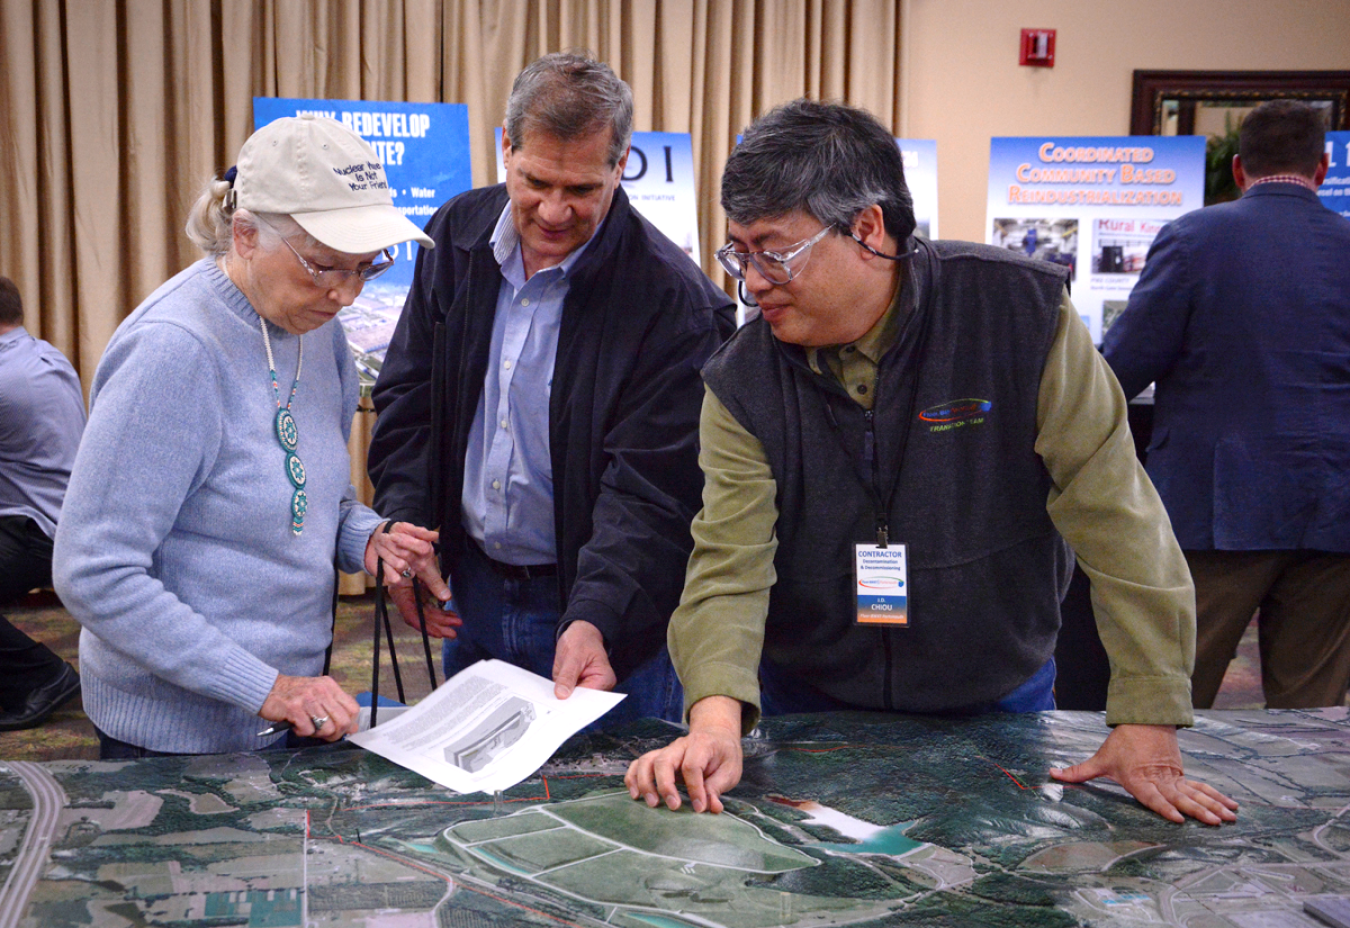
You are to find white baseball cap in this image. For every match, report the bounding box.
[230,114,434,253]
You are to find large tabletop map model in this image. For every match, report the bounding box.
[2,709,1349,927]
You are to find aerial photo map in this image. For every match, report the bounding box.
[3,709,1350,927]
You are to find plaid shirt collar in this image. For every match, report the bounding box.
[1247,173,1318,192]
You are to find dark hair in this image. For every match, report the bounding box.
[0,276,22,327]
[722,99,916,243]
[504,52,633,167]
[1239,99,1326,178]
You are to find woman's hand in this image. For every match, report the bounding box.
[259,674,360,740]
[365,523,451,597]
[364,521,459,637]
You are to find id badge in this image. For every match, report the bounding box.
[854,543,909,627]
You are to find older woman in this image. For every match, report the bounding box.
[54,115,451,758]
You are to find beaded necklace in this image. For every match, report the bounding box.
[260,317,308,535]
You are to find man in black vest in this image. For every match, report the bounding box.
[625,99,1237,825]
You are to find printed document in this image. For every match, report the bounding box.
[349,659,624,794]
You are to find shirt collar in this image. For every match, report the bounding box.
[806,278,905,372]
[1246,173,1319,193]
[851,283,905,363]
[0,325,28,348]
[490,201,599,282]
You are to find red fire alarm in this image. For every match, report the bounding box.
[1020,28,1056,67]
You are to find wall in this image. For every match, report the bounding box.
[902,0,1350,242]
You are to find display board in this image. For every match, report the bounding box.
[898,139,939,240]
[4,709,1350,927]
[1322,130,1350,219]
[252,97,473,382]
[986,136,1206,342]
[495,128,701,265]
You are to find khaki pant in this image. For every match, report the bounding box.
[1188,550,1350,709]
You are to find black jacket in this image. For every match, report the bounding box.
[369,184,733,678]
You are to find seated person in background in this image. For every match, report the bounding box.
[1103,100,1350,710]
[625,99,1239,826]
[0,275,86,730]
[54,116,451,759]
[368,53,733,727]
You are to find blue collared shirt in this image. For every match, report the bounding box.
[461,204,598,564]
[0,326,87,538]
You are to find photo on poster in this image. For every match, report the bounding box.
[1092,217,1168,275]
[1101,299,1130,336]
[990,217,1077,280]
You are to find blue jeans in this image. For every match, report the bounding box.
[759,657,1057,718]
[445,540,683,728]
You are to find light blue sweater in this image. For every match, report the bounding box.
[53,260,384,753]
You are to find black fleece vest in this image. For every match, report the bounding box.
[702,238,1073,712]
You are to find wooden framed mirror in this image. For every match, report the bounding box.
[1131,70,1350,203]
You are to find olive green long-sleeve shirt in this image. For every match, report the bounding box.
[670,291,1196,732]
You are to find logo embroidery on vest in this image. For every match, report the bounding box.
[919,398,991,432]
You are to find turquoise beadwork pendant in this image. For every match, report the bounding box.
[261,318,304,536]
[285,452,307,489]
[275,408,299,452]
[291,487,308,535]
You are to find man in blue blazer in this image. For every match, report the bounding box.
[1103,100,1350,709]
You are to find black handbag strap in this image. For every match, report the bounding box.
[370,521,441,728]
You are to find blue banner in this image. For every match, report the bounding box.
[898,139,939,240]
[252,97,472,380]
[986,136,1206,342]
[1321,131,1350,220]
[495,128,701,265]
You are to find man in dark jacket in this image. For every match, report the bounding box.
[368,53,732,725]
[1103,100,1350,709]
[625,99,1237,826]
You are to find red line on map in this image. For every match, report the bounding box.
[786,746,854,754]
[991,763,1031,790]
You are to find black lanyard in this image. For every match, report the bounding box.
[822,240,938,547]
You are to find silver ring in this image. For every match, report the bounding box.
[311,716,329,730]
[400,568,413,579]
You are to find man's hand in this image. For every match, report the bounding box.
[388,585,463,638]
[259,673,360,741]
[625,695,744,814]
[1050,723,1239,825]
[364,522,458,637]
[553,621,617,698]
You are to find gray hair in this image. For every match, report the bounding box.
[504,52,633,167]
[722,99,916,243]
[185,174,309,257]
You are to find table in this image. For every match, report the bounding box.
[2,709,1347,927]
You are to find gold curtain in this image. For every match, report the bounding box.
[2,0,903,382]
[1,0,902,592]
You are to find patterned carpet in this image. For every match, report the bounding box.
[0,590,441,762]
[1,592,1270,763]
